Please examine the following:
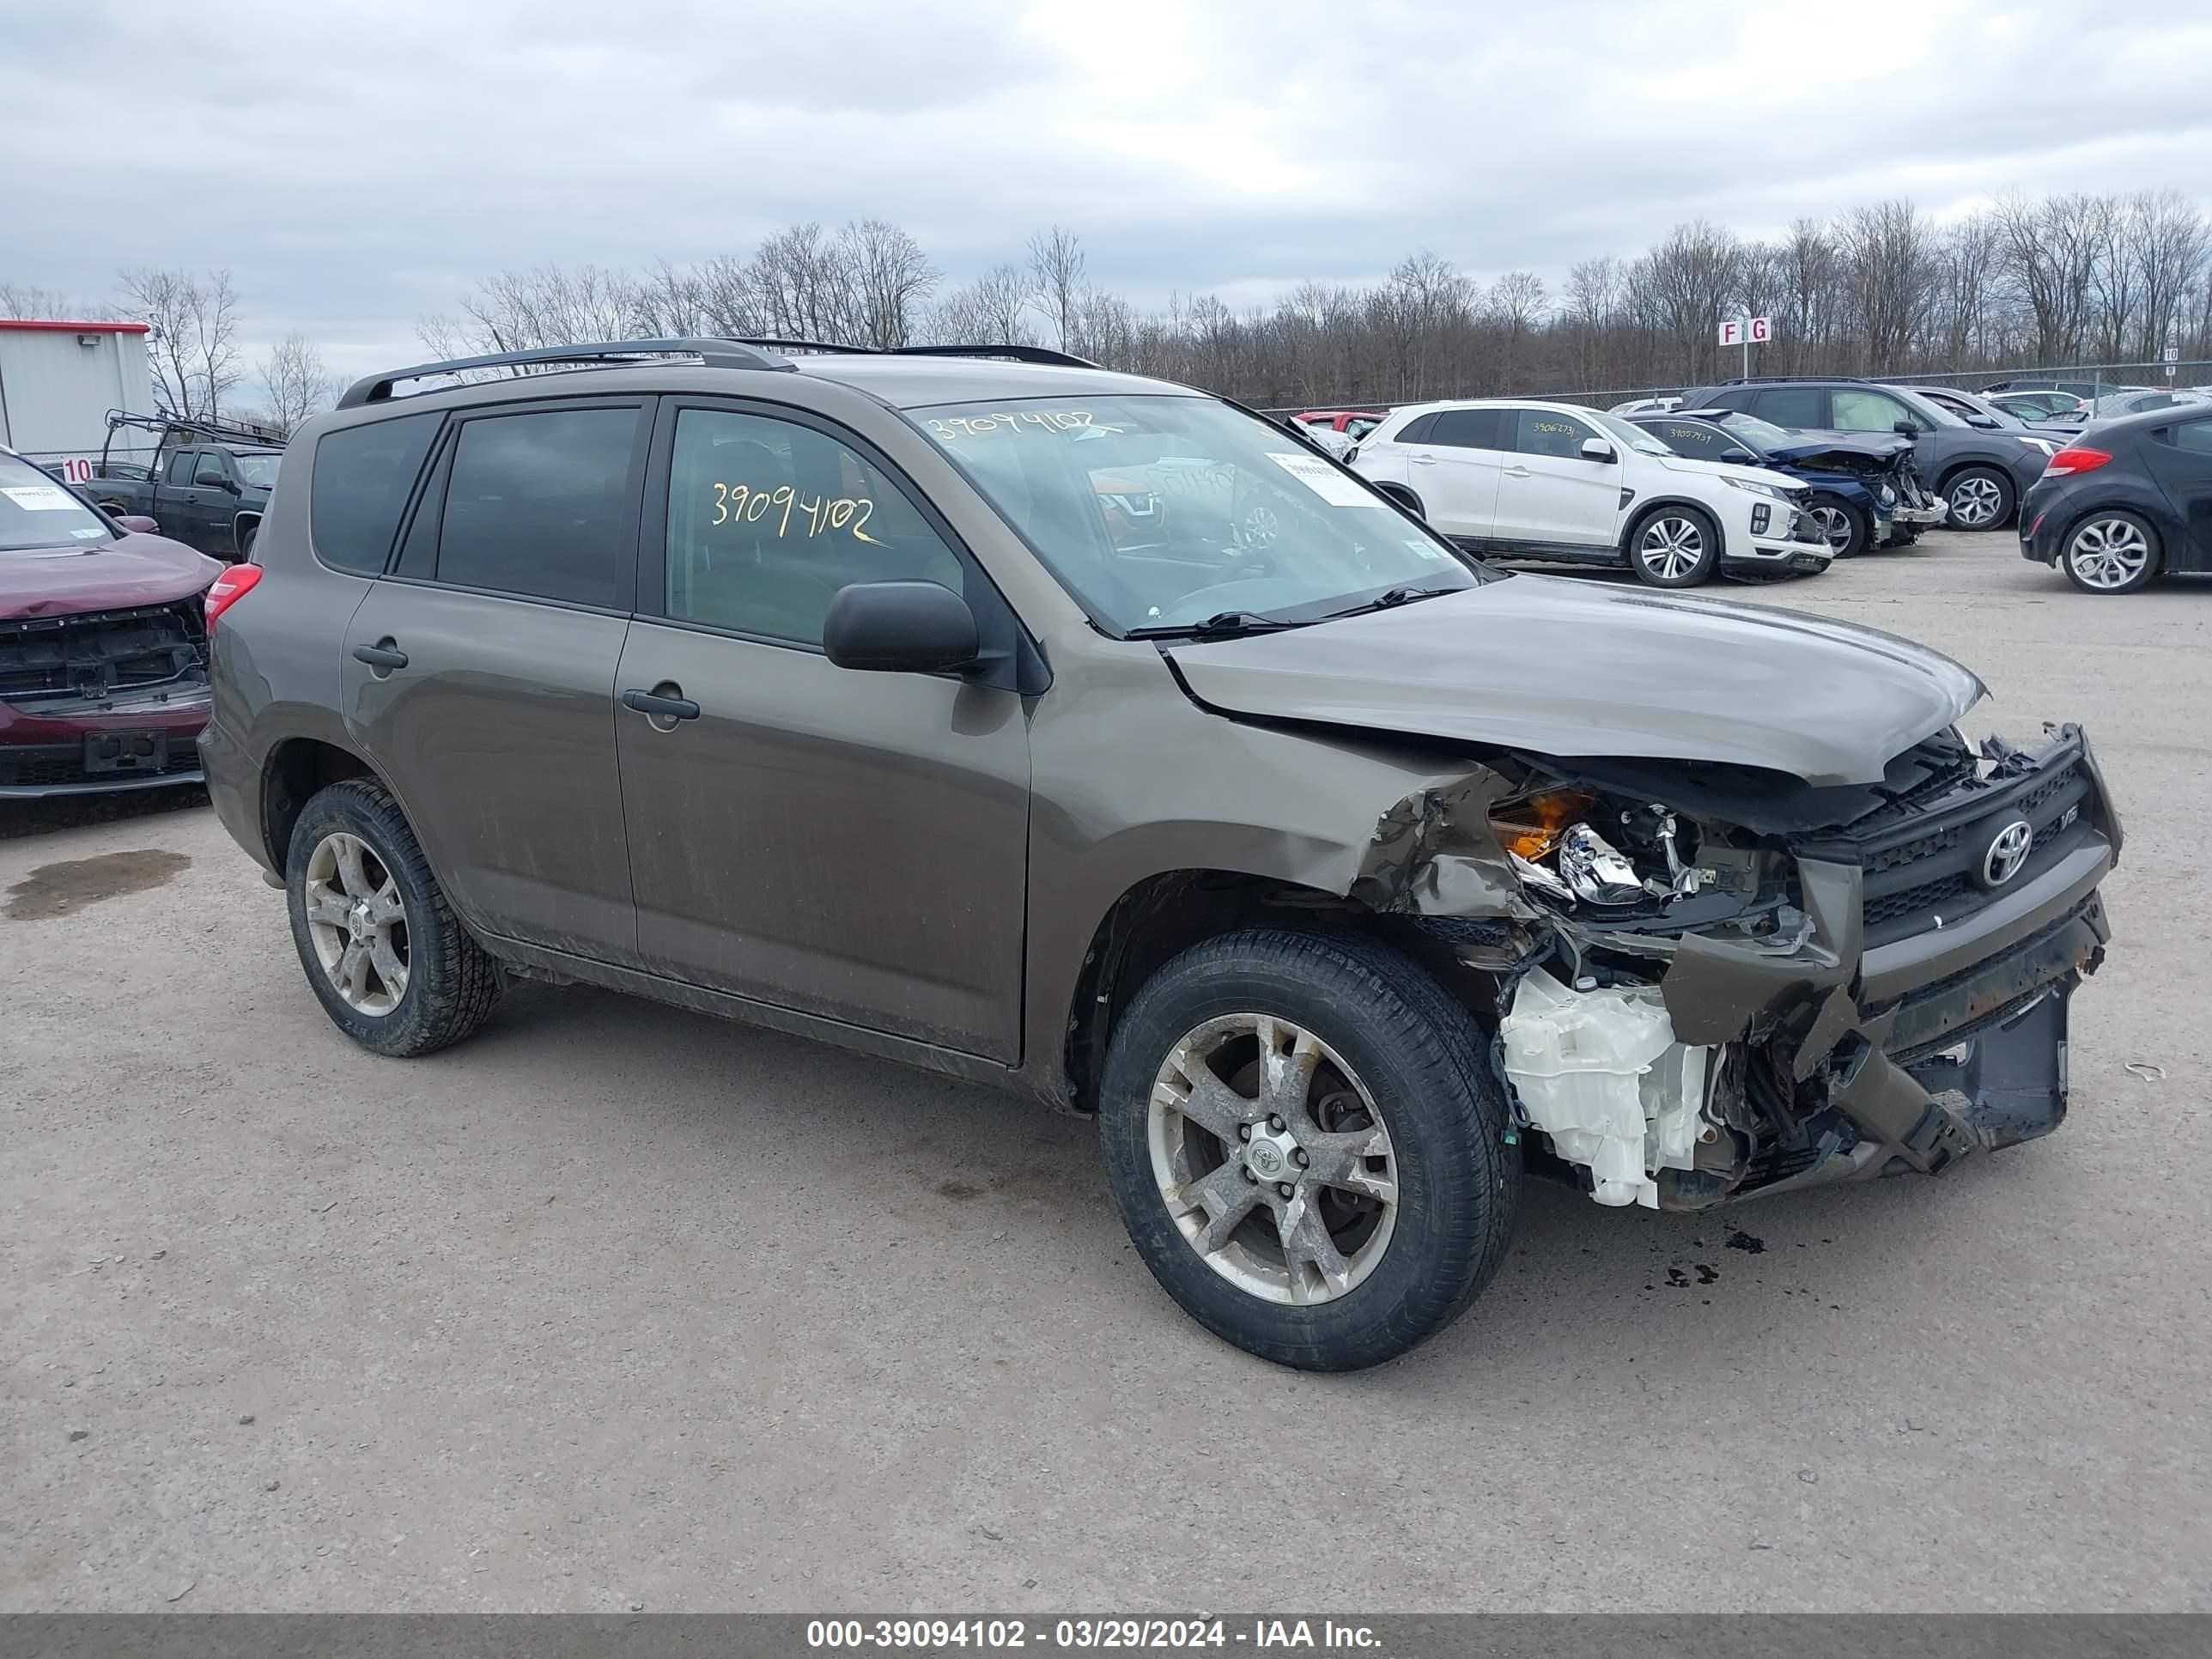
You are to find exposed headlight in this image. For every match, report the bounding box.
[1879,484,1899,506]
[1724,476,1791,501]
[1492,788,1704,907]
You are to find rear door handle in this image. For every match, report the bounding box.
[1504,465,1533,478]
[352,641,409,671]
[622,688,701,721]
[1408,453,1437,465]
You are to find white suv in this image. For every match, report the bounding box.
[1351,398,1832,586]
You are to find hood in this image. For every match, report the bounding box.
[1163,577,1985,787]
[1653,454,1804,493]
[1761,433,1913,469]
[0,532,223,621]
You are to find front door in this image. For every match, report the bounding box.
[613,399,1030,1062]
[2143,415,2212,564]
[342,397,652,963]
[1493,408,1620,548]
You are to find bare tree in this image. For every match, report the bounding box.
[1488,270,1547,390]
[118,266,242,418]
[928,263,1035,345]
[2127,190,2209,362]
[1835,200,1934,370]
[1644,221,1742,380]
[258,331,337,437]
[2,280,94,319]
[838,219,939,348]
[748,222,857,341]
[1026,227,1086,352]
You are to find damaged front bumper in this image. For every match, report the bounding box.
[1459,726,2115,1209]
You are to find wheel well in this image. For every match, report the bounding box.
[1620,496,1719,554]
[1935,459,2009,493]
[260,738,378,870]
[1060,870,1486,1113]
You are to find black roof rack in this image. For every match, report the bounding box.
[1712,374,1869,386]
[336,337,793,410]
[105,407,285,449]
[891,343,1101,368]
[731,337,878,356]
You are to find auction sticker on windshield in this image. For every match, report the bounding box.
[2,484,78,511]
[1265,452,1373,507]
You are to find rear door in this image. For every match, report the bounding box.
[2142,416,2212,566]
[1746,386,1831,429]
[612,398,1030,1061]
[342,396,651,963]
[1409,408,1506,537]
[1492,408,1619,548]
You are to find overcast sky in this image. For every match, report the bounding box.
[8,0,2210,380]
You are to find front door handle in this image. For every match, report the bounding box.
[352,641,408,671]
[1504,465,1533,478]
[622,687,701,722]
[1408,453,1437,465]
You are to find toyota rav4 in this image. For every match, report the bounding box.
[199,337,2118,1370]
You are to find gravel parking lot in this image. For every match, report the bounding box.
[3,528,2207,1613]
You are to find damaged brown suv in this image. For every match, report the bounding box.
[199,338,2118,1370]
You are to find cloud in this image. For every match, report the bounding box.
[4,0,2208,375]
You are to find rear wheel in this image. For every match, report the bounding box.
[1804,496,1870,558]
[1097,929,1517,1370]
[1944,465,2015,531]
[285,779,502,1056]
[1628,506,1720,587]
[2060,510,2160,594]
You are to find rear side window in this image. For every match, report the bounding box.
[1750,386,1826,428]
[436,408,641,607]
[311,414,441,575]
[166,450,199,485]
[1393,413,1438,445]
[2170,419,2212,454]
[1704,388,1756,412]
[1425,409,1504,450]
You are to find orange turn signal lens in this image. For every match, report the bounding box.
[1489,789,1595,862]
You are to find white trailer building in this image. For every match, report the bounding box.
[0,319,157,482]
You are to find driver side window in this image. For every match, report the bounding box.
[663,408,965,647]
[1510,409,1597,459]
[1832,390,1925,433]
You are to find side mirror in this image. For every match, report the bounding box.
[823,580,979,675]
[1892,421,1917,437]
[114,514,161,534]
[1966,414,2000,429]
[1580,438,1617,463]
[1720,447,1756,465]
[195,468,234,489]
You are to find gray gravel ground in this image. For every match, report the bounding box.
[3,529,2208,1613]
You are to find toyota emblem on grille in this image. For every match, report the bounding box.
[1978,818,2034,890]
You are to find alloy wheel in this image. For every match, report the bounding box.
[1805,503,1853,553]
[1147,1012,1398,1306]
[1949,473,2006,528]
[2065,516,2153,590]
[1638,515,1705,581]
[301,832,410,1017]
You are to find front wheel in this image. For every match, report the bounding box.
[1628,506,1720,587]
[1944,465,2015,531]
[1804,496,1870,558]
[2061,510,2160,594]
[1097,929,1518,1370]
[285,778,503,1056]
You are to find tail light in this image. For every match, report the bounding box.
[2043,447,2111,477]
[204,562,264,629]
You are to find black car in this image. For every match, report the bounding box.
[1627,409,1947,556]
[1674,377,2054,532]
[2020,404,2212,592]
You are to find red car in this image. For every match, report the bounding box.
[1292,409,1388,458]
[1,446,222,798]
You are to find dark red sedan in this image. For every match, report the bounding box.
[1,446,222,798]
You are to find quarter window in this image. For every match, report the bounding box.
[312,413,441,575]
[2170,419,2212,454]
[662,407,967,647]
[434,408,641,607]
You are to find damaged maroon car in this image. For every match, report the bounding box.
[0,446,222,798]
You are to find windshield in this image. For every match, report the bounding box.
[914,395,1484,635]
[1711,413,1793,448]
[1585,411,1673,456]
[0,453,113,553]
[233,453,283,488]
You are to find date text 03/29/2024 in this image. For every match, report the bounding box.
[805,1620,1382,1650]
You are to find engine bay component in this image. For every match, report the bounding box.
[1498,969,1713,1208]
[1557,823,1645,906]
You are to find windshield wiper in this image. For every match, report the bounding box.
[1124,610,1306,641]
[1313,583,1457,622]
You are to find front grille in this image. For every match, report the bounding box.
[0,738,202,790]
[0,599,207,702]
[1865,872,1969,927]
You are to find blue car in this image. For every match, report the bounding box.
[1628,409,1948,557]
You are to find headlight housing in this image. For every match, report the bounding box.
[1724,476,1791,501]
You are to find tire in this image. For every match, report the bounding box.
[1097,928,1519,1370]
[1943,465,2015,532]
[1627,505,1720,587]
[2060,509,2160,594]
[284,778,502,1057]
[238,523,258,561]
[1804,495,1870,558]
